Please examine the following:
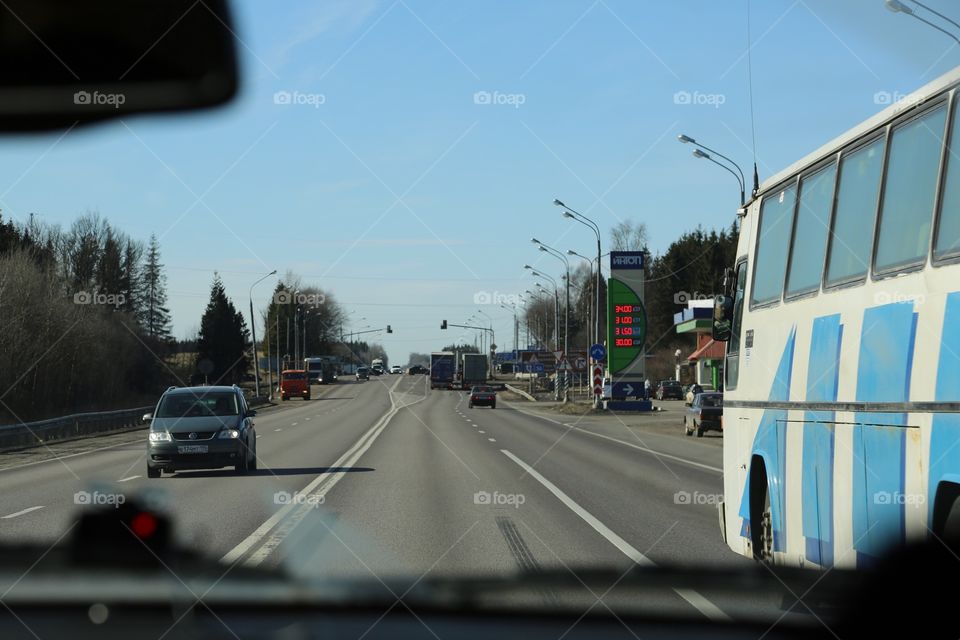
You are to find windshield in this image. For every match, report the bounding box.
[0,1,951,628]
[157,393,238,418]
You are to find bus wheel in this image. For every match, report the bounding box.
[753,486,774,564]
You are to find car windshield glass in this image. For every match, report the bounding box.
[283,372,306,381]
[700,395,723,407]
[156,393,238,418]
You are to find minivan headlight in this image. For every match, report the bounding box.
[218,429,240,439]
[149,431,172,442]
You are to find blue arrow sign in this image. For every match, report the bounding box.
[589,343,606,361]
[613,382,642,398]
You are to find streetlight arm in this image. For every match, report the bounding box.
[692,142,745,188]
[698,152,745,205]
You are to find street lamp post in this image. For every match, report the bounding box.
[885,0,960,46]
[556,199,603,407]
[531,239,570,355]
[677,134,746,205]
[248,270,277,398]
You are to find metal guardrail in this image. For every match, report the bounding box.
[0,406,153,451]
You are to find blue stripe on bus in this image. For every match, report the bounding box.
[929,292,960,528]
[852,302,915,567]
[739,327,795,552]
[801,314,842,567]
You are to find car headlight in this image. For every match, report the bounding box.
[149,431,171,442]
[218,429,240,439]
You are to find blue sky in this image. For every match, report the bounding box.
[0,0,957,364]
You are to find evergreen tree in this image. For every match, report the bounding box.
[140,234,172,341]
[195,274,250,384]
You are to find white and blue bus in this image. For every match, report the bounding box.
[715,65,960,568]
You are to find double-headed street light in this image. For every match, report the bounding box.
[555,199,602,356]
[531,238,570,355]
[526,265,559,350]
[678,134,747,205]
[885,0,960,46]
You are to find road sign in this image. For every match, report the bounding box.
[590,344,606,361]
[575,357,587,369]
[522,363,545,373]
[613,382,641,398]
[592,365,604,395]
[553,350,564,361]
[557,359,572,371]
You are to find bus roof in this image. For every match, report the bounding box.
[757,64,960,197]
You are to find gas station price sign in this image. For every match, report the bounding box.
[607,278,646,374]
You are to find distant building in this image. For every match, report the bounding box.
[673,301,724,389]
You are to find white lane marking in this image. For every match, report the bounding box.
[501,450,652,565]
[223,374,419,567]
[673,588,732,621]
[118,475,140,483]
[488,438,496,442]
[500,449,730,622]
[305,418,311,421]
[256,435,262,439]
[507,403,721,473]
[2,506,44,519]
[274,428,283,432]
[478,430,485,434]
[291,422,298,426]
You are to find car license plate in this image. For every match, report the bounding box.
[177,445,208,454]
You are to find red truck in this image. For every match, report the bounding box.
[279,369,310,401]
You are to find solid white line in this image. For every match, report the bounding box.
[222,375,418,567]
[500,449,730,622]
[2,506,44,519]
[118,475,140,483]
[506,402,721,473]
[501,449,653,565]
[673,588,732,621]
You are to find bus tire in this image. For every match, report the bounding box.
[750,459,775,565]
[933,482,960,549]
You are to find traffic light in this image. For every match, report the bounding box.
[441,320,447,330]
[386,325,392,333]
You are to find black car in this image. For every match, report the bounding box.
[684,392,723,437]
[469,385,497,409]
[408,365,427,375]
[356,366,370,380]
[144,385,257,477]
[656,380,684,400]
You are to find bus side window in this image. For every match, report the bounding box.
[935,99,960,261]
[726,262,748,390]
[875,104,947,272]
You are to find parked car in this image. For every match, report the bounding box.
[144,385,257,477]
[468,385,497,409]
[684,392,723,437]
[279,370,310,401]
[356,366,370,381]
[656,380,684,400]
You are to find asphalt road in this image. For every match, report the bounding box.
[0,376,793,621]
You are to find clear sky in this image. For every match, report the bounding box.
[0,0,957,364]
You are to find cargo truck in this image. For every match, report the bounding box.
[429,352,455,389]
[461,353,487,387]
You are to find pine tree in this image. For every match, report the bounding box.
[196,274,250,385]
[140,234,172,340]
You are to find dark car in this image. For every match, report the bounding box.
[656,380,684,400]
[408,365,427,375]
[144,386,257,477]
[684,392,723,437]
[356,366,370,381]
[469,385,496,409]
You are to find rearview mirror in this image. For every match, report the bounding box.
[0,0,238,131]
[142,413,153,422]
[247,409,257,417]
[712,295,734,342]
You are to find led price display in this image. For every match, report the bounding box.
[607,279,647,374]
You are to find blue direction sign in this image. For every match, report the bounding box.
[589,343,606,361]
[612,381,643,398]
[521,363,545,373]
